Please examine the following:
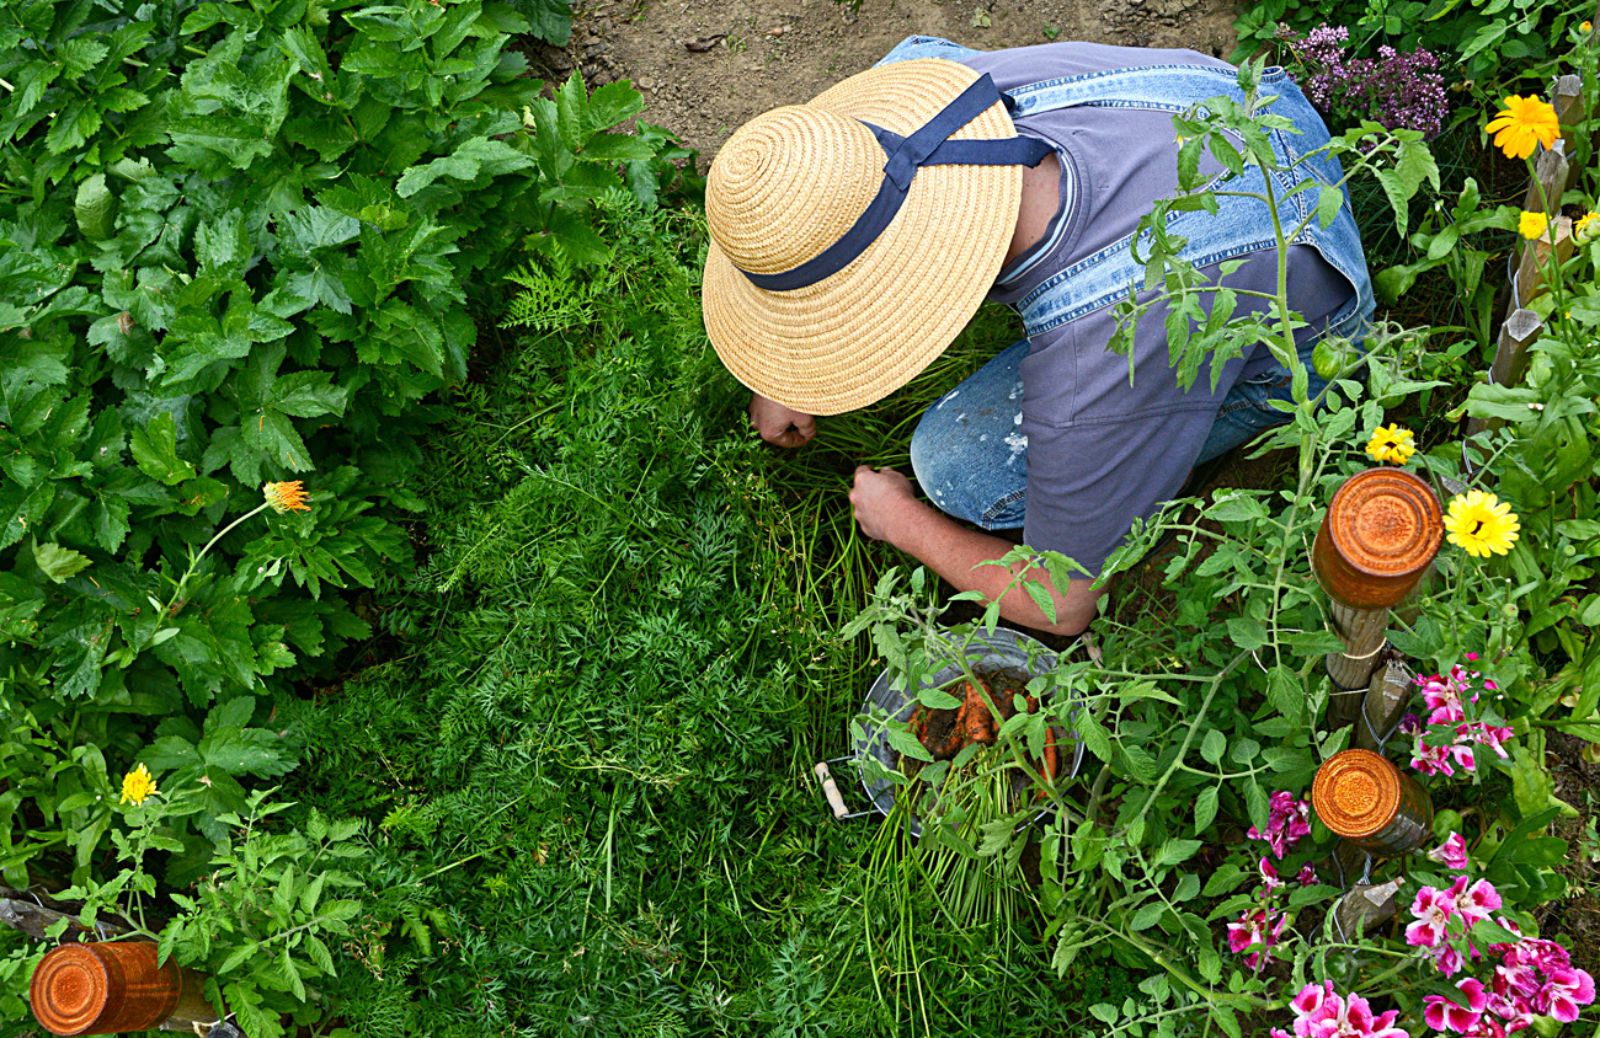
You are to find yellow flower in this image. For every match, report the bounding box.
[1444,490,1521,558]
[1486,95,1561,159]
[1518,210,1549,240]
[1364,423,1417,465]
[120,763,157,806]
[1583,19,1593,32]
[1576,211,1599,243]
[262,481,311,514]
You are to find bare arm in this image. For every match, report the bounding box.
[850,467,1102,637]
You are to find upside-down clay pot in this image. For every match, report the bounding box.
[1311,468,1444,610]
[1312,748,1434,856]
[29,941,208,1036]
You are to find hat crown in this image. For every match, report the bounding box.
[706,106,884,278]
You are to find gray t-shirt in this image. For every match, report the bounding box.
[962,43,1356,574]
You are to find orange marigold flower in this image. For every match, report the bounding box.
[263,481,311,514]
[1485,95,1561,160]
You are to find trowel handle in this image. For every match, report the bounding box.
[813,762,850,820]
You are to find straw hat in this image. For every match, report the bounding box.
[701,58,1027,416]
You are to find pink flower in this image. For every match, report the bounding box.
[1541,967,1595,1022]
[1425,977,1489,1033]
[1342,991,1411,1038]
[1430,832,1470,870]
[1228,906,1286,969]
[1297,863,1320,887]
[1260,856,1283,893]
[1292,980,1331,1020]
[1248,791,1313,859]
[1466,652,1479,661]
[1412,738,1457,777]
[1471,723,1513,759]
[1418,668,1474,725]
[1433,942,1466,977]
[1456,879,1502,927]
[1450,742,1479,773]
[1407,884,1457,948]
[1283,982,1410,1038]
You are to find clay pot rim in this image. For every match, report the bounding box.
[1312,748,1402,839]
[1325,468,1444,581]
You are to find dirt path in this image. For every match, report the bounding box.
[548,0,1241,160]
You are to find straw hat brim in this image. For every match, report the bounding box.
[702,59,1024,416]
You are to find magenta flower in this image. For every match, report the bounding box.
[1260,856,1284,893]
[1424,977,1489,1033]
[1228,906,1286,969]
[1406,884,1456,948]
[1279,980,1411,1038]
[1297,863,1320,887]
[1412,739,1457,777]
[1456,879,1502,927]
[1420,670,1470,725]
[1543,966,1596,1022]
[1248,791,1313,859]
[1430,832,1470,870]
[1432,942,1466,978]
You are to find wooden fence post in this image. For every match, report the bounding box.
[1520,144,1570,219]
[29,942,216,1036]
[1353,659,1416,752]
[1465,308,1545,437]
[1312,469,1443,732]
[1551,73,1586,179]
[1513,215,1574,307]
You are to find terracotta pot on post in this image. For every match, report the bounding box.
[1313,748,1434,862]
[1311,468,1442,744]
[29,942,214,1036]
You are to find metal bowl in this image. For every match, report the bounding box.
[850,626,1086,832]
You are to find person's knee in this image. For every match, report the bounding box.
[909,402,958,502]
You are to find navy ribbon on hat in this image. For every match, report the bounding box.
[739,73,1054,292]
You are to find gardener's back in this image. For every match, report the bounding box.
[703,37,1374,635]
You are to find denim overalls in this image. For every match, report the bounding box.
[882,36,1377,529]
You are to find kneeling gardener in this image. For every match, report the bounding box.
[701,37,1374,636]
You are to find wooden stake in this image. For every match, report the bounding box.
[1513,215,1574,307]
[1311,471,1443,732]
[1465,308,1545,437]
[1353,659,1416,752]
[1520,144,1569,221]
[1332,877,1403,938]
[1552,73,1586,175]
[1325,600,1388,699]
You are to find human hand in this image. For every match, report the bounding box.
[849,466,921,543]
[749,394,816,448]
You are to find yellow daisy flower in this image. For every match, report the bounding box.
[1582,19,1593,32]
[1576,211,1599,243]
[1365,423,1417,465]
[262,481,311,514]
[1444,490,1520,558]
[120,763,158,806]
[1486,95,1561,160]
[1518,210,1550,240]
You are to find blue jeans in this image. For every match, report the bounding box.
[908,323,1364,531]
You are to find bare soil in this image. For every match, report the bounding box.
[537,0,1241,160]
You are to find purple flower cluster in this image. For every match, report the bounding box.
[1289,24,1449,140]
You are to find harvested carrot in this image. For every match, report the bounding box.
[963,680,999,746]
